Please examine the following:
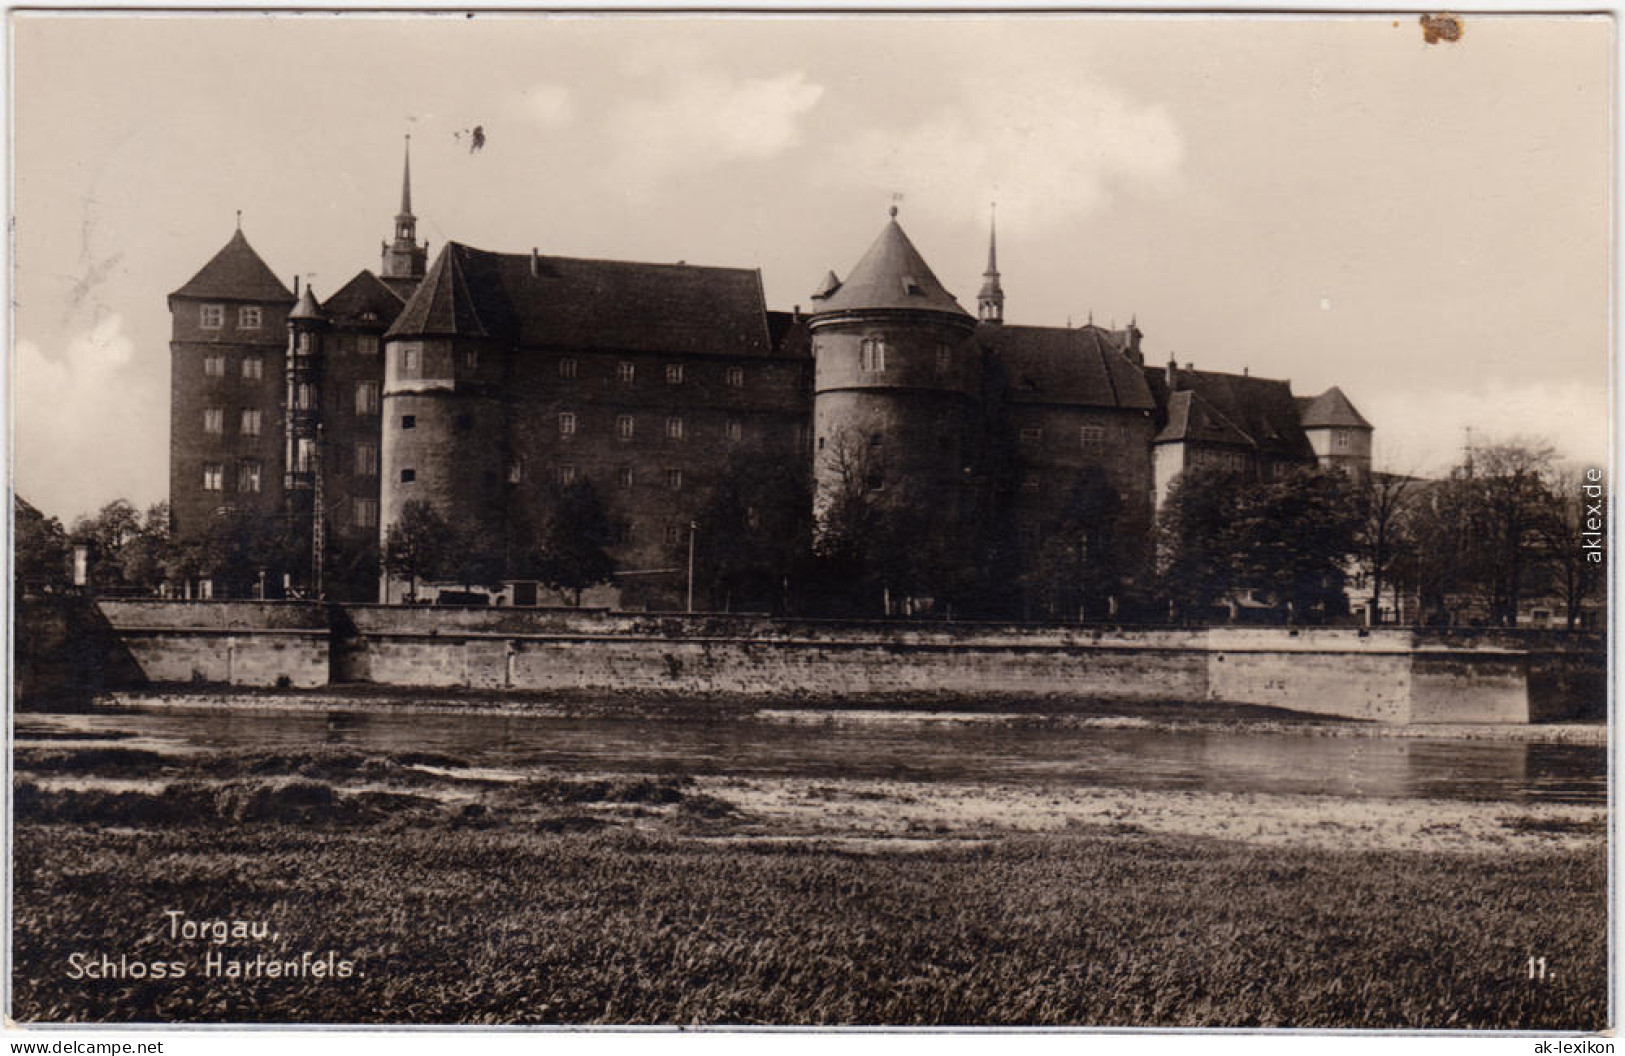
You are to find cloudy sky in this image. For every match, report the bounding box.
[12,12,1611,524]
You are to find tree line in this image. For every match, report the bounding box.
[15,439,1602,628]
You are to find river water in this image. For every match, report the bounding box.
[15,706,1607,806]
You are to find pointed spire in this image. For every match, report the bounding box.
[399,133,414,219]
[977,202,1005,324]
[383,135,428,282]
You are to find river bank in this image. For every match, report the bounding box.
[74,688,1611,744]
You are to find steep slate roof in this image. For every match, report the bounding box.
[1146,366,1316,459]
[1297,386,1373,429]
[810,219,970,318]
[1155,390,1254,446]
[170,229,295,303]
[389,242,773,357]
[980,324,1155,410]
[322,269,408,327]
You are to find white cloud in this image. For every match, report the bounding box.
[1363,380,1610,477]
[606,70,825,192]
[821,67,1183,232]
[520,83,574,129]
[14,314,167,521]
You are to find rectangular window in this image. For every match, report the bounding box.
[1080,426,1106,449]
[240,409,261,437]
[296,383,315,410]
[401,344,420,376]
[726,366,744,388]
[935,343,952,374]
[665,468,683,491]
[295,438,316,473]
[238,306,262,330]
[665,416,684,440]
[358,335,379,356]
[559,412,577,437]
[203,408,224,435]
[355,382,380,415]
[665,364,684,385]
[1334,432,1350,451]
[617,466,634,489]
[617,362,635,384]
[558,465,577,486]
[400,468,416,483]
[663,524,682,545]
[297,332,314,355]
[507,460,523,484]
[202,463,223,491]
[726,420,743,442]
[617,414,635,441]
[559,357,578,379]
[1019,427,1042,443]
[463,348,479,370]
[237,460,262,493]
[860,337,887,373]
[203,354,226,377]
[401,414,416,430]
[200,305,224,330]
[355,442,378,477]
[241,355,263,380]
[354,499,378,528]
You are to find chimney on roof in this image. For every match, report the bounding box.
[792,304,801,323]
[1243,365,1249,377]
[1165,356,1177,390]
[531,248,539,278]
[294,275,300,297]
[1185,362,1194,372]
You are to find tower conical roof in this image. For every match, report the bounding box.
[288,283,325,322]
[811,217,969,318]
[386,243,493,339]
[170,228,294,302]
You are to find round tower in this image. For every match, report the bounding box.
[807,208,980,537]
[377,242,509,601]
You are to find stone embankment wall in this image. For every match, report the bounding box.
[36,600,1603,724]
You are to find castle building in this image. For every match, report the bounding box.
[167,144,1372,610]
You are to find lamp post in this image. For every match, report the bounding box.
[686,520,698,613]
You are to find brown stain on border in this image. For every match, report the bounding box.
[1420,13,1464,45]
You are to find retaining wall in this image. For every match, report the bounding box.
[20,601,1603,724]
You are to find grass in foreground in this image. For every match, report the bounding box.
[10,799,1607,1028]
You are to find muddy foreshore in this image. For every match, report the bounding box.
[67,686,1610,745]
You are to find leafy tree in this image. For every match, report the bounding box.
[1155,465,1360,623]
[1154,467,1250,620]
[534,478,616,606]
[1534,468,1605,631]
[1024,467,1123,621]
[1462,441,1557,627]
[383,499,455,602]
[1354,472,1416,624]
[14,498,70,595]
[692,451,812,613]
[167,506,298,598]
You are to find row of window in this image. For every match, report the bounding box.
[202,408,261,437]
[199,305,262,331]
[810,339,955,376]
[555,413,746,443]
[201,461,262,493]
[557,359,747,388]
[202,353,265,379]
[1018,425,1110,448]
